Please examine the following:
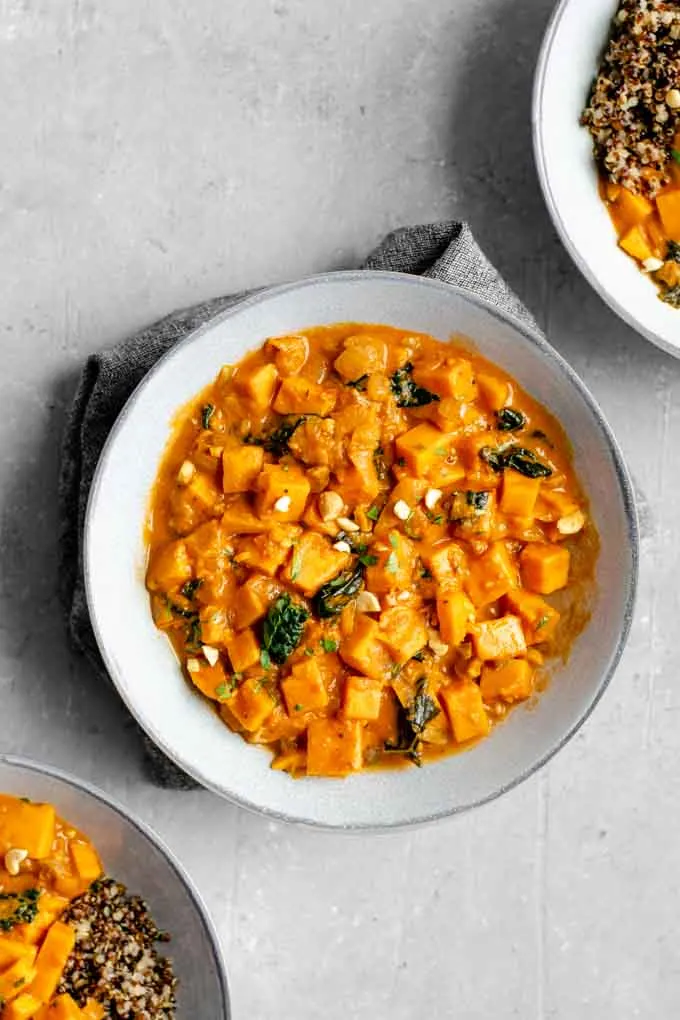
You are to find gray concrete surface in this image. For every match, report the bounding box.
[0,1,675,1017]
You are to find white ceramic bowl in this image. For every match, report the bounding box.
[85,271,638,829]
[533,0,680,358]
[0,755,230,1018]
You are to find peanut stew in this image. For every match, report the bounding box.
[146,323,597,778]
[0,795,176,1019]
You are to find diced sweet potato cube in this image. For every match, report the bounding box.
[82,999,106,1020]
[0,938,36,970]
[365,532,414,594]
[477,372,510,412]
[333,335,387,381]
[378,606,428,663]
[266,334,309,376]
[614,186,653,231]
[69,842,102,884]
[233,574,277,629]
[273,376,337,416]
[412,357,476,400]
[465,542,518,607]
[186,471,221,511]
[0,801,56,859]
[288,417,336,466]
[0,955,37,1002]
[228,676,276,732]
[656,189,680,241]
[3,993,44,1020]
[27,920,75,1003]
[221,497,270,535]
[395,423,457,480]
[13,893,68,946]
[222,444,264,494]
[199,606,229,646]
[234,362,279,413]
[302,498,340,538]
[472,615,527,661]
[619,224,654,262]
[281,658,329,714]
[505,589,560,644]
[425,541,467,586]
[520,543,570,594]
[436,589,475,647]
[480,658,533,704]
[235,524,299,576]
[500,469,542,517]
[254,465,310,521]
[333,463,381,505]
[187,658,227,701]
[343,675,383,720]
[34,994,83,1020]
[306,718,363,776]
[282,531,350,597]
[146,540,192,592]
[439,682,490,743]
[225,627,261,672]
[339,615,392,680]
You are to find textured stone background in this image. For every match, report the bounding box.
[1,1,676,1016]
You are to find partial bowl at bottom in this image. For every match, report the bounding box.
[0,755,230,1019]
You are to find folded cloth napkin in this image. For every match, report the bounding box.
[58,220,534,789]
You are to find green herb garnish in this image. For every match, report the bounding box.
[215,674,241,700]
[359,552,378,567]
[201,404,215,430]
[385,551,399,574]
[480,444,552,479]
[0,889,41,932]
[672,149,680,166]
[366,505,380,521]
[320,637,338,653]
[261,594,309,664]
[390,362,440,408]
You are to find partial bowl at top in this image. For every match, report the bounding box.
[0,755,230,1018]
[85,271,637,829]
[533,0,680,359]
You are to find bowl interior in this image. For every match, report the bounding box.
[533,0,680,358]
[0,756,229,1019]
[85,271,637,829]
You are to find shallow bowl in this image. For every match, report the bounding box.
[0,755,230,1018]
[533,0,680,358]
[85,270,638,829]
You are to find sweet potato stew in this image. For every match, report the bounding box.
[146,324,597,778]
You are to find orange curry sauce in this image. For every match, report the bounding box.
[0,794,104,1019]
[145,324,598,778]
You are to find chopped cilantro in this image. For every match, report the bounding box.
[320,637,338,653]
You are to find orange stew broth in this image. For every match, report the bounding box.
[145,323,598,778]
[0,794,104,1019]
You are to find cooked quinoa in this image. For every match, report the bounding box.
[581,0,680,198]
[57,878,177,1019]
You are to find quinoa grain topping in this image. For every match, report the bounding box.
[581,0,680,198]
[58,878,177,1019]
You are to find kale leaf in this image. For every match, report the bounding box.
[261,594,309,665]
[384,678,440,765]
[312,564,364,619]
[495,407,526,432]
[466,490,490,512]
[244,416,306,457]
[390,362,440,408]
[661,285,680,309]
[480,444,552,479]
[667,240,680,263]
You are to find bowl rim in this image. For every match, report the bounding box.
[84,269,640,830]
[532,0,680,361]
[0,752,231,1017]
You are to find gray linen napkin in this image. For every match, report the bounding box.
[58,221,534,789]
